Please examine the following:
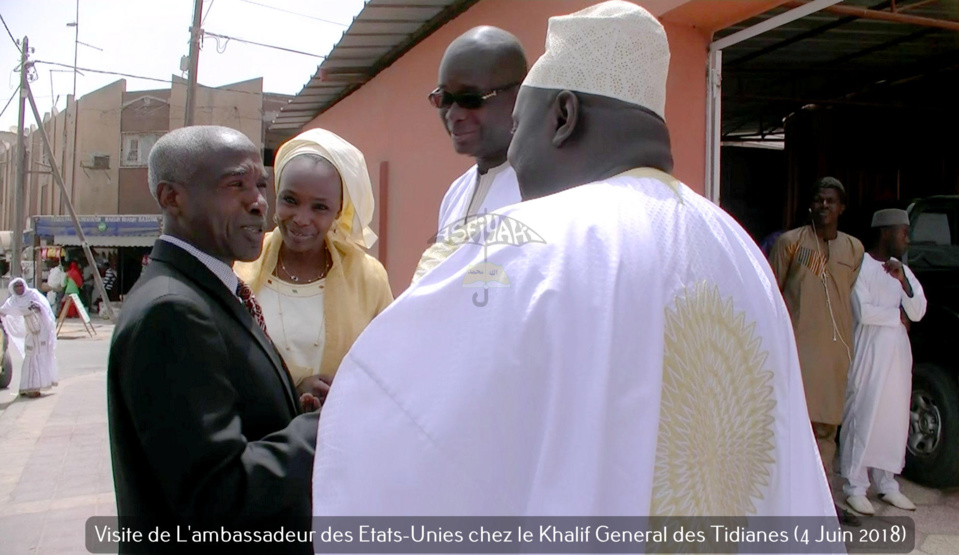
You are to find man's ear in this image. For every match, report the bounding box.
[156,181,183,216]
[552,90,579,147]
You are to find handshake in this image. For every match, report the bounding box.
[297,374,332,413]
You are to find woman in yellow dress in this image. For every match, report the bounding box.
[236,128,392,403]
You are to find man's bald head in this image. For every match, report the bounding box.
[148,126,257,200]
[441,26,527,82]
[435,27,527,171]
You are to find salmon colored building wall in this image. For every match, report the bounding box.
[304,0,729,294]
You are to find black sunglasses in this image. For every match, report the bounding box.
[427,83,520,110]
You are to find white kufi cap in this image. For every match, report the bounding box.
[523,0,670,120]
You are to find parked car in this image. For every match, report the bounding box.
[902,196,959,488]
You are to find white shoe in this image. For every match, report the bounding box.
[880,491,916,511]
[847,495,875,515]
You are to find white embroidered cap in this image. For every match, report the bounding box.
[523,0,670,120]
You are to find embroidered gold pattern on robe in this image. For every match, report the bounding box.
[412,238,463,285]
[652,282,777,517]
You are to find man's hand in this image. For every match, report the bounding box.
[883,258,905,282]
[883,258,912,295]
[296,375,332,412]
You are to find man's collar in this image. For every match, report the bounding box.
[477,159,510,177]
[158,235,239,297]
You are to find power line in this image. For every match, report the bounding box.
[203,31,327,59]
[233,0,349,27]
[32,60,280,98]
[202,0,216,25]
[35,60,172,85]
[0,12,21,54]
[0,84,20,120]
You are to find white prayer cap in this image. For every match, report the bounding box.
[522,0,670,120]
[871,208,910,228]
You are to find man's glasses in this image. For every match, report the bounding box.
[427,83,520,110]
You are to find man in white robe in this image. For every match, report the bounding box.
[314,0,837,525]
[431,27,526,232]
[841,209,926,515]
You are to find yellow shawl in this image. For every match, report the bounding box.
[235,230,391,384]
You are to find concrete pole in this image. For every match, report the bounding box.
[184,0,203,126]
[69,0,80,206]
[11,36,29,279]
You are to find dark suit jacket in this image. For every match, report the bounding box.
[108,240,318,554]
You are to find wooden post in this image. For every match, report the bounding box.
[378,160,389,269]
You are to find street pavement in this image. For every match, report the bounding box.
[0,319,958,554]
[0,319,115,554]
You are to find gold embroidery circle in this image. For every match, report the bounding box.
[651,282,777,517]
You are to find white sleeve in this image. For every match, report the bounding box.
[901,265,927,322]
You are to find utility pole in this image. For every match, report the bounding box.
[67,0,80,206]
[71,0,78,104]
[184,0,203,126]
[11,36,29,279]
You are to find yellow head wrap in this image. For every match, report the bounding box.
[235,128,378,292]
[273,128,377,249]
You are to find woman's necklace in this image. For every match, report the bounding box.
[274,279,326,351]
[278,250,332,283]
[273,247,331,352]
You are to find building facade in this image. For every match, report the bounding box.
[0,77,290,292]
[0,76,290,232]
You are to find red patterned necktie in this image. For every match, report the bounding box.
[236,279,269,335]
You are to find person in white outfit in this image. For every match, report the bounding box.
[0,278,58,397]
[842,208,927,515]
[430,26,527,232]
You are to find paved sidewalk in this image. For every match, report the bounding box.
[828,474,959,555]
[0,322,115,554]
[0,372,115,554]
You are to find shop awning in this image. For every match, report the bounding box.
[32,215,162,247]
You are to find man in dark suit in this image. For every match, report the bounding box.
[108,126,317,553]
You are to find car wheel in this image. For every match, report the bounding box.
[903,363,959,488]
[0,349,11,389]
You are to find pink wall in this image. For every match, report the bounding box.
[305,0,708,294]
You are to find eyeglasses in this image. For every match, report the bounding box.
[427,83,520,110]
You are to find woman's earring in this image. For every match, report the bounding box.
[273,213,280,225]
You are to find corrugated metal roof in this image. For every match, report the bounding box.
[269,0,479,138]
[716,0,959,139]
